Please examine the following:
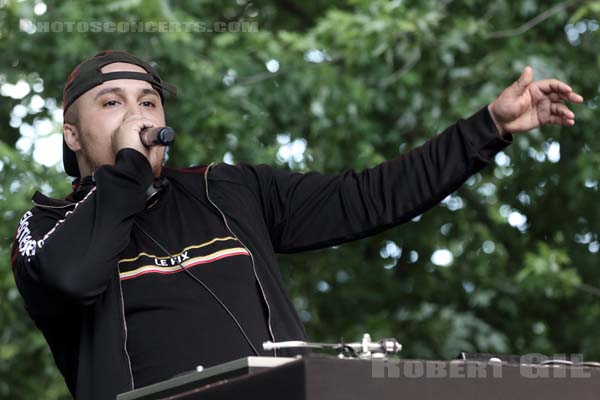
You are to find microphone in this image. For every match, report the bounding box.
[140,126,176,147]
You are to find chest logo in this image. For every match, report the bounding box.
[118,237,250,282]
[153,251,190,266]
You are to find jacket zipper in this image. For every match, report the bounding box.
[117,274,135,389]
[203,164,277,356]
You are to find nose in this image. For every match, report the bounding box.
[123,102,148,121]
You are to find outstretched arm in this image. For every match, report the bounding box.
[228,69,583,252]
[221,107,511,253]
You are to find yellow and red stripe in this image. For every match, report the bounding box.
[119,247,249,281]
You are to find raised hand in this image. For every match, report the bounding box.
[488,66,584,134]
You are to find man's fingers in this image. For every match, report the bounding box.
[559,117,575,126]
[547,92,584,103]
[551,103,575,120]
[535,79,584,103]
[514,66,533,94]
[546,93,563,102]
[567,91,584,103]
[122,114,157,132]
[547,114,575,126]
[546,103,576,126]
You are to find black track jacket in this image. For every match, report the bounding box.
[11,107,512,399]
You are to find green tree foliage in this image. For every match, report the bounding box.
[1,0,599,398]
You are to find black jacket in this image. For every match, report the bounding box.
[11,107,511,399]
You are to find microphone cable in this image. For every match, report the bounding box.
[132,221,260,357]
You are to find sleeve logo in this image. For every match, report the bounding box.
[16,211,44,257]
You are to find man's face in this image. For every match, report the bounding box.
[63,62,167,177]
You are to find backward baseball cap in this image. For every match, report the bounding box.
[62,50,177,177]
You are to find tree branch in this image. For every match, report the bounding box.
[485,0,583,39]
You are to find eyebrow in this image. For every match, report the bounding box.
[94,87,160,100]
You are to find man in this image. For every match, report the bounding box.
[11,50,583,399]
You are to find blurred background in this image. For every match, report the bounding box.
[0,0,598,398]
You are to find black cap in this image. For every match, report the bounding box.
[62,50,177,177]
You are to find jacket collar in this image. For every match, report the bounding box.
[31,191,76,209]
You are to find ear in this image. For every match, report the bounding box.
[63,122,82,152]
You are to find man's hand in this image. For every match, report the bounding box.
[112,114,157,157]
[488,66,584,134]
[112,114,165,177]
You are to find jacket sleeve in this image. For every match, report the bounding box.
[230,106,512,253]
[11,148,154,314]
